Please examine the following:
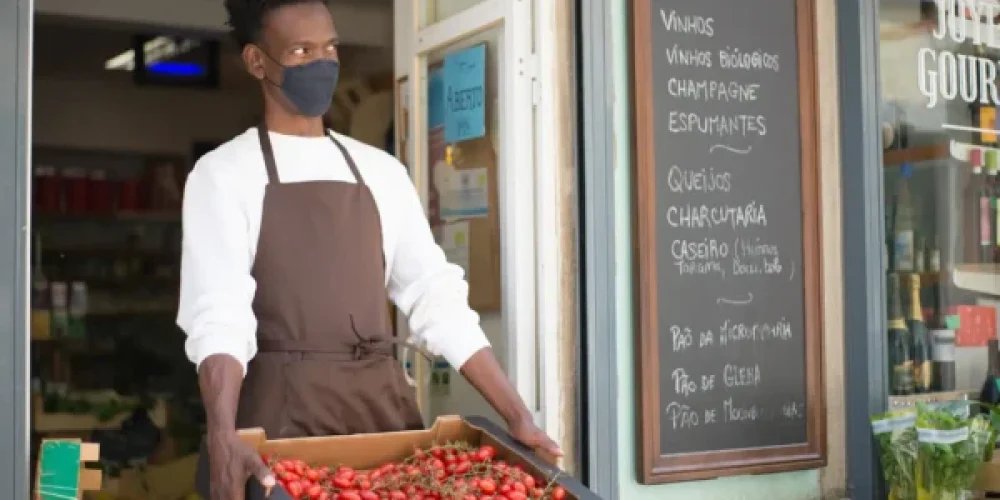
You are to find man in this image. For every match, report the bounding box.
[177,0,560,498]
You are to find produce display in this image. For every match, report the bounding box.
[915,406,992,500]
[263,441,569,500]
[871,411,917,500]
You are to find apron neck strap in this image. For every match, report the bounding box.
[256,124,366,187]
[256,124,281,184]
[326,132,365,186]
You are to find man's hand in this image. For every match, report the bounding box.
[458,348,563,459]
[509,416,563,459]
[206,431,275,500]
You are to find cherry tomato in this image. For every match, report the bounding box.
[512,482,527,493]
[551,486,567,500]
[475,445,497,462]
[272,463,287,475]
[479,478,497,494]
[506,492,528,500]
[307,484,324,499]
[389,491,406,500]
[337,492,362,500]
[286,481,304,498]
[359,491,379,500]
[522,476,535,489]
[530,488,545,498]
[333,476,354,489]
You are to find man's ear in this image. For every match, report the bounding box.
[242,44,266,80]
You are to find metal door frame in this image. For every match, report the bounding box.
[837,1,887,499]
[577,0,618,498]
[0,0,32,497]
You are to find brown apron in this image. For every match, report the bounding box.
[235,125,424,438]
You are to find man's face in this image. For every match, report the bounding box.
[243,2,339,103]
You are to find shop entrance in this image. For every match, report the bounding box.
[18,0,554,495]
[395,0,546,429]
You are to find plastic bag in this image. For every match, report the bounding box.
[872,410,917,500]
[915,406,992,500]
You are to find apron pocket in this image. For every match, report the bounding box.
[284,357,412,436]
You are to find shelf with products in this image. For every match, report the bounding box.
[953,263,1000,297]
[33,210,181,224]
[883,143,949,168]
[29,146,190,445]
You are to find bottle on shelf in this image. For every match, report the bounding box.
[928,236,941,272]
[888,273,914,396]
[914,235,926,273]
[908,273,932,394]
[929,284,956,392]
[893,164,916,272]
[980,339,1000,413]
[67,281,87,339]
[29,231,51,341]
[49,281,68,339]
[989,150,1000,263]
[979,151,995,263]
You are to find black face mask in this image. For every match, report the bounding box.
[261,50,340,117]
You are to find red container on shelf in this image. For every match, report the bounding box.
[119,178,142,212]
[35,166,62,213]
[63,168,88,214]
[87,170,112,213]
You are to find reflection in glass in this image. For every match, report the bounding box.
[880,0,1000,398]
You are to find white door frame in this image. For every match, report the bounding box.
[392,0,563,441]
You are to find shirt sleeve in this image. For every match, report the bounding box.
[176,156,258,375]
[385,163,490,370]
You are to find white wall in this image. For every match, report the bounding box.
[35,0,393,48]
[33,77,258,158]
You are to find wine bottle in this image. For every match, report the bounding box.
[908,273,932,394]
[929,284,956,392]
[980,157,994,262]
[989,150,999,263]
[894,165,915,272]
[888,273,914,396]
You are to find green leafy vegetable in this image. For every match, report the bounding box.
[914,404,991,500]
[872,410,917,500]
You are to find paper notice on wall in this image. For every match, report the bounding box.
[440,167,489,221]
[441,221,471,277]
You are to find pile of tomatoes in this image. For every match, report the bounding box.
[263,441,569,500]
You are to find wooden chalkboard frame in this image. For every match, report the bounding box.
[629,0,826,484]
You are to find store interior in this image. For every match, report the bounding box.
[879,0,1000,406]
[29,5,507,497]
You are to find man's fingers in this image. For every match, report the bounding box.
[247,454,276,488]
[542,436,564,457]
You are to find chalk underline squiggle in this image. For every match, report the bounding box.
[709,144,752,155]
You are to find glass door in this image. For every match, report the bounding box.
[397,0,540,426]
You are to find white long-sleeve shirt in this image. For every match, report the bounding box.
[177,128,490,375]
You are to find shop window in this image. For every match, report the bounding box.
[420,0,489,27]
[879,0,1000,403]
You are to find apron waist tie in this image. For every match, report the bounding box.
[256,336,436,361]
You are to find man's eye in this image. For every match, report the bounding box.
[326,43,337,52]
[292,47,306,56]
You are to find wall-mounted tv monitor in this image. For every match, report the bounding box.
[132,35,220,89]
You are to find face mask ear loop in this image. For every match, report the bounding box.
[253,43,284,88]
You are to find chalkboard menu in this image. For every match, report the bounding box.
[630,0,826,484]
